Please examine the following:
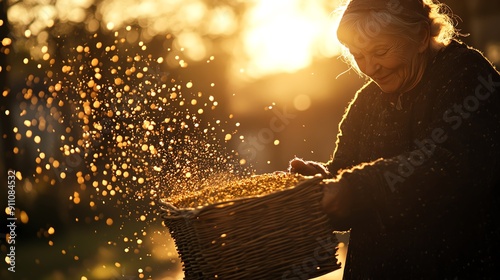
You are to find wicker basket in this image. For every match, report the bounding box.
[160,175,341,279]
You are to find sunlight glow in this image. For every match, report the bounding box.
[238,0,342,78]
[97,0,343,77]
[7,0,343,78]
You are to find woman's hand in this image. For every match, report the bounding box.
[288,158,330,177]
[322,180,352,224]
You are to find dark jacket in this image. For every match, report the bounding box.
[326,41,500,279]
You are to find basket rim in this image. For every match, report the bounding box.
[159,174,324,218]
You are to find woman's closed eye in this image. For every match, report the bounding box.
[374,48,389,57]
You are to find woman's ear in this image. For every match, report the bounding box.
[418,23,431,53]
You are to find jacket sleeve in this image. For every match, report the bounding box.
[336,51,500,227]
[325,83,375,175]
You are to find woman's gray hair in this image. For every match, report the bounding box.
[336,0,459,75]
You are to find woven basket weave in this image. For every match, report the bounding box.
[161,175,341,279]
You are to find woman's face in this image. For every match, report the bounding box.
[347,34,427,93]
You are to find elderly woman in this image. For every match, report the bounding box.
[289,0,500,278]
